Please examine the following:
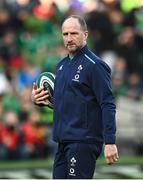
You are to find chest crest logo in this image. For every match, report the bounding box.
[72,65,83,82]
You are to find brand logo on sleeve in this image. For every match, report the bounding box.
[58,65,63,71]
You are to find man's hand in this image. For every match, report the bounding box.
[104,144,119,165]
[31,82,49,106]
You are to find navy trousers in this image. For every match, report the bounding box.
[53,142,102,179]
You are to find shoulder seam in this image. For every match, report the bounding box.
[84,54,96,64]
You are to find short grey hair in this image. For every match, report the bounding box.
[62,15,88,31]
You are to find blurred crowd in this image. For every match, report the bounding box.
[0,0,143,160]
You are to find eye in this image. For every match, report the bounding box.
[63,33,68,36]
[71,32,78,35]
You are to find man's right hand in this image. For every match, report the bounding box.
[31,82,49,106]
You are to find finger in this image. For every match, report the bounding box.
[108,154,119,165]
[108,157,114,165]
[35,87,44,94]
[42,101,50,106]
[31,90,36,102]
[106,153,117,165]
[33,82,37,90]
[106,157,113,165]
[115,152,119,159]
[42,90,49,95]
[36,95,49,101]
[36,101,49,106]
[113,153,119,162]
[35,90,49,99]
[36,89,49,95]
[31,84,42,102]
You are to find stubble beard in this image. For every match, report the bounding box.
[66,44,81,56]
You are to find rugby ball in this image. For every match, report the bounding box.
[36,72,55,108]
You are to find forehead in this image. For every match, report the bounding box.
[62,18,81,31]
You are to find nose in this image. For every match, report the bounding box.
[67,34,72,42]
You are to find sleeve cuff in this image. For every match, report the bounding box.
[104,134,116,144]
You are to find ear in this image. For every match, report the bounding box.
[84,31,88,40]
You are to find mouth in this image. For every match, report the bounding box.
[67,44,76,48]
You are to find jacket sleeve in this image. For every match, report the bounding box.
[90,60,116,144]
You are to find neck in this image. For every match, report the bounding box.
[69,54,74,59]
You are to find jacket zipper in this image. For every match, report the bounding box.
[58,61,71,141]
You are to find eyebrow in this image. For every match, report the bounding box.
[63,31,79,35]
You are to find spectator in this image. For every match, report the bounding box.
[0,9,17,37]
[0,110,21,160]
[86,10,114,55]
[21,110,49,159]
[19,86,34,122]
[112,57,128,98]
[114,26,142,74]
[16,62,40,91]
[126,72,143,100]
[0,72,11,95]
[0,29,23,69]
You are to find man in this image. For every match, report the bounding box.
[31,15,119,179]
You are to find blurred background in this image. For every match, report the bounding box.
[0,0,143,179]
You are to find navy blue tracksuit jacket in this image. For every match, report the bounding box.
[53,45,116,145]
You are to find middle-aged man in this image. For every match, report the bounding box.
[31,15,119,179]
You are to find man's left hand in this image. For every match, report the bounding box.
[104,144,119,165]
